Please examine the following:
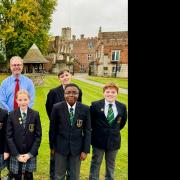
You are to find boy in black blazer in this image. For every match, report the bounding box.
[6,90,42,180]
[49,83,91,180]
[89,83,127,180]
[46,69,82,180]
[0,107,9,179]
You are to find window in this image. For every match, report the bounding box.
[112,50,120,61]
[80,64,85,72]
[88,54,91,60]
[88,41,93,49]
[112,65,121,72]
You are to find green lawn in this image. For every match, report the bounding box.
[0,74,128,180]
[87,76,128,89]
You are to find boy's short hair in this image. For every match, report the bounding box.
[103,82,119,93]
[64,83,80,93]
[16,89,30,99]
[58,69,70,77]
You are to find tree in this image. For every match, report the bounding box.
[0,0,57,60]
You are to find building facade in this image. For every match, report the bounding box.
[46,27,128,78]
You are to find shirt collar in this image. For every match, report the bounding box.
[20,108,27,115]
[105,99,115,107]
[67,102,76,111]
[11,74,22,81]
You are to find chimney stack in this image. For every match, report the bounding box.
[72,35,76,40]
[81,34,84,39]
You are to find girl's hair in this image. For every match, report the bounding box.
[16,89,30,99]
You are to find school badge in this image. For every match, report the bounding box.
[117,116,122,124]
[0,123,3,130]
[77,119,83,128]
[29,124,35,132]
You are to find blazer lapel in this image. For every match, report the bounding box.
[64,102,71,126]
[16,108,22,126]
[100,99,110,127]
[116,101,122,116]
[25,108,32,132]
[73,102,81,127]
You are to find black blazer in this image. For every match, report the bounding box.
[0,108,8,154]
[6,108,42,157]
[90,99,127,151]
[46,85,82,119]
[49,101,91,156]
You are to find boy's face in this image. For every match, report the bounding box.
[103,88,118,103]
[59,71,72,85]
[64,86,79,106]
[16,93,30,110]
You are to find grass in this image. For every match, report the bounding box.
[0,74,128,180]
[87,76,128,89]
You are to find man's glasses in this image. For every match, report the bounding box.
[11,64,22,67]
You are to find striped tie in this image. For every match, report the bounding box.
[107,104,114,125]
[69,108,74,126]
[22,112,27,128]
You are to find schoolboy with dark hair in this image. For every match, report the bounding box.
[50,83,91,180]
[46,69,82,180]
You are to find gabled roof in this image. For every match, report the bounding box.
[99,31,128,40]
[23,44,49,64]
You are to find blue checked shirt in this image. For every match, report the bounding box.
[0,75,35,112]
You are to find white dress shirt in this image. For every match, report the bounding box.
[104,100,118,119]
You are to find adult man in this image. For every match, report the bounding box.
[0,56,35,112]
[46,69,82,180]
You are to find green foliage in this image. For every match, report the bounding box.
[0,0,57,60]
[0,53,5,63]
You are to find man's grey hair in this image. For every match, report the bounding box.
[10,56,23,64]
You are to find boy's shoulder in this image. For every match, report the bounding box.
[51,85,63,92]
[77,102,89,110]
[91,99,105,106]
[115,100,126,108]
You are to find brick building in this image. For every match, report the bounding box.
[46,27,128,77]
[90,27,128,77]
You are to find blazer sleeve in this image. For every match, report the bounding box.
[6,114,19,156]
[29,112,42,156]
[120,104,128,130]
[46,90,55,119]
[3,110,9,152]
[82,106,91,153]
[49,105,57,149]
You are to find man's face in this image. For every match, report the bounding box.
[16,93,30,111]
[64,86,79,106]
[10,59,23,76]
[59,71,72,85]
[103,88,118,103]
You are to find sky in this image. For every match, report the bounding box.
[49,0,128,38]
